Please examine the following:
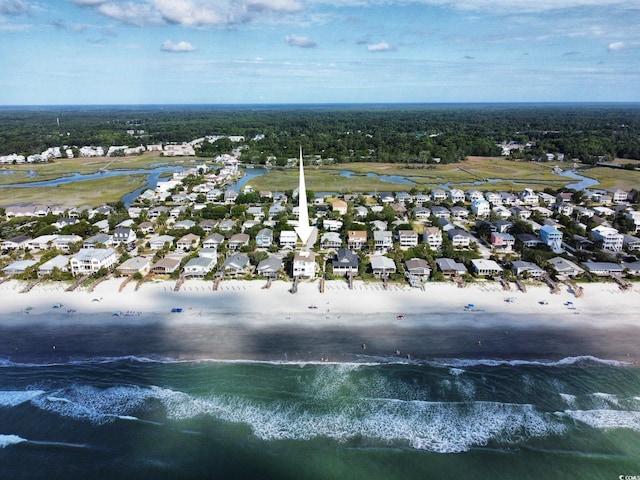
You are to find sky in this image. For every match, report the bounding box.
[0,0,639,105]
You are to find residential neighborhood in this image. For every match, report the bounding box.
[2,153,640,294]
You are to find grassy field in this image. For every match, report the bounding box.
[249,157,575,193]
[0,174,147,207]
[578,166,640,191]
[0,152,194,186]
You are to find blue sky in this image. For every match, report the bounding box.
[0,0,639,104]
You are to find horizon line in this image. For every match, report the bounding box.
[2,101,640,110]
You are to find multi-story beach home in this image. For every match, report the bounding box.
[279,231,298,249]
[471,259,503,276]
[471,199,491,217]
[183,257,216,278]
[431,189,447,202]
[591,226,624,252]
[423,227,443,250]
[490,232,515,252]
[331,199,348,215]
[332,248,359,276]
[373,231,393,251]
[613,189,628,203]
[116,256,152,276]
[228,233,250,251]
[520,188,539,205]
[413,206,431,219]
[539,225,563,252]
[255,229,273,248]
[112,227,137,250]
[370,255,396,277]
[321,232,342,249]
[70,248,117,276]
[292,251,317,278]
[323,219,343,232]
[202,233,224,249]
[347,231,367,251]
[256,256,283,278]
[448,188,466,203]
[398,230,419,248]
[176,233,200,251]
[151,257,181,275]
[222,253,250,276]
[511,260,544,278]
[448,229,472,248]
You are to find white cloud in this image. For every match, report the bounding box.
[367,40,395,52]
[161,39,197,52]
[608,41,626,50]
[77,0,304,27]
[286,34,317,48]
[0,0,30,15]
[97,2,164,26]
[247,0,304,12]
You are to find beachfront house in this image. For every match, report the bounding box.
[116,256,152,276]
[151,257,181,275]
[370,255,396,277]
[183,257,216,278]
[413,206,431,219]
[511,260,544,278]
[69,248,117,276]
[256,256,283,279]
[436,258,467,276]
[332,248,359,276]
[548,257,583,277]
[331,199,348,215]
[582,262,624,276]
[471,259,503,276]
[3,259,37,276]
[292,251,317,279]
[222,253,251,276]
[405,258,431,280]
[37,255,69,277]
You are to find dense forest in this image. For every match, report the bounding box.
[1,103,640,165]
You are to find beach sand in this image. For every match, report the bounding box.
[1,278,639,363]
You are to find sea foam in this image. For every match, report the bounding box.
[0,434,27,448]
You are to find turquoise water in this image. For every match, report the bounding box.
[1,353,639,479]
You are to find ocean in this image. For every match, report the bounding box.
[1,319,640,479]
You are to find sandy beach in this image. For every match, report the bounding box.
[1,277,639,364]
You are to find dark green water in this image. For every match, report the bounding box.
[1,354,640,479]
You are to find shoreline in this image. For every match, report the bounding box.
[1,278,639,364]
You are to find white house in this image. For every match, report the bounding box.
[70,248,117,276]
[398,230,419,248]
[471,259,503,276]
[374,231,393,251]
[591,226,624,252]
[280,230,298,249]
[423,227,443,250]
[293,251,317,278]
[471,199,491,217]
[183,257,216,277]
